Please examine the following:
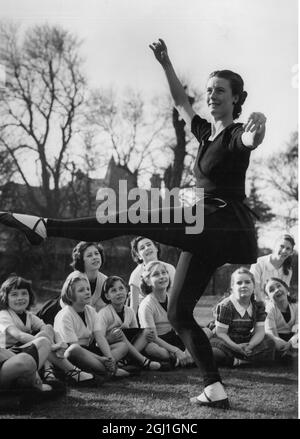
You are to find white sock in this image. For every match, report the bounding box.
[196,381,227,402]
[13,214,47,238]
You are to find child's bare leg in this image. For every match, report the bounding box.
[46,351,86,373]
[132,331,149,353]
[31,337,52,370]
[65,344,107,375]
[0,353,37,389]
[35,325,55,343]
[110,341,128,362]
[120,334,146,364]
[144,343,170,361]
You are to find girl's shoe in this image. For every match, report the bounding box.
[156,361,172,372]
[233,358,251,367]
[113,368,131,378]
[43,367,62,385]
[65,368,94,384]
[0,212,45,245]
[142,358,161,371]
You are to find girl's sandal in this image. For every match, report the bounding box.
[142,358,161,371]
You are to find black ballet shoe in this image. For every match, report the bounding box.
[0,212,45,245]
[190,391,230,409]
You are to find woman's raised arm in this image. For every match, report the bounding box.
[149,38,196,127]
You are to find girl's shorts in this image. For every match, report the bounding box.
[160,330,185,351]
[0,348,12,371]
[0,344,40,370]
[9,344,40,369]
[83,340,103,355]
[122,328,144,344]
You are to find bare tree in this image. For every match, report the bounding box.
[252,132,298,231]
[163,85,203,190]
[85,87,186,188]
[0,22,86,216]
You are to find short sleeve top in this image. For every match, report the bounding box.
[0,309,44,348]
[97,304,138,336]
[265,301,298,335]
[191,115,251,200]
[138,294,172,336]
[54,305,102,346]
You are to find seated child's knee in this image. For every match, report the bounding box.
[15,353,36,373]
[119,341,129,355]
[65,343,81,360]
[33,336,52,352]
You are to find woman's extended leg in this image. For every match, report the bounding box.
[0,206,192,249]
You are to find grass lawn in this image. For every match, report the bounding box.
[0,362,297,420]
[0,297,298,420]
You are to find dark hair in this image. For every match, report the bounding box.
[208,70,248,120]
[264,277,296,303]
[140,261,171,296]
[274,234,295,276]
[61,272,89,306]
[71,241,105,272]
[101,276,128,304]
[0,275,35,310]
[130,236,161,264]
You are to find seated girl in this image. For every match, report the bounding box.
[37,241,107,325]
[139,261,193,367]
[70,241,108,312]
[98,275,169,371]
[0,275,93,385]
[264,278,298,358]
[0,340,52,392]
[54,272,130,378]
[129,237,176,314]
[250,234,295,302]
[210,267,275,367]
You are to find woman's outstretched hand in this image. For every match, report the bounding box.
[149,38,170,66]
[243,112,267,148]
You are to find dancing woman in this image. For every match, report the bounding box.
[0,39,267,408]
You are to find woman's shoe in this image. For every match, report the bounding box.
[190,391,230,409]
[0,212,45,245]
